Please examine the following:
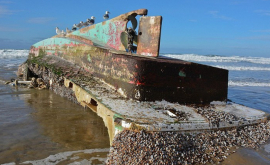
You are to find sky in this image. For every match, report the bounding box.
[0,0,269,57]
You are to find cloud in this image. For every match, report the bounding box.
[0,3,21,17]
[0,37,10,41]
[189,19,197,22]
[209,11,233,20]
[0,1,13,4]
[255,10,270,16]
[27,17,56,24]
[0,26,25,32]
[238,35,270,41]
[0,5,14,16]
[251,29,270,33]
[228,45,256,50]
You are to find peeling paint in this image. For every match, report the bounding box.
[179,71,186,77]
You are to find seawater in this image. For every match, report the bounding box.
[0,50,270,164]
[0,50,110,164]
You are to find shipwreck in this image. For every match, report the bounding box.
[21,9,268,144]
[29,9,228,105]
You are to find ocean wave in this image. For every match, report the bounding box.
[0,49,29,59]
[228,80,270,87]
[20,148,110,165]
[214,65,270,71]
[162,54,270,65]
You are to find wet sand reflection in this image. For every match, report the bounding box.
[0,87,110,164]
[27,90,110,150]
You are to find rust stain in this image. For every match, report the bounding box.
[137,16,162,57]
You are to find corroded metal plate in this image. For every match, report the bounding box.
[137,16,162,57]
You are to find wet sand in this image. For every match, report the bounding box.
[0,84,110,164]
[221,146,270,165]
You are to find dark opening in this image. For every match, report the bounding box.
[69,82,73,88]
[90,98,98,106]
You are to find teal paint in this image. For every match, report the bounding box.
[73,23,102,44]
[179,71,186,77]
[115,125,123,131]
[71,20,125,50]
[113,114,123,120]
[72,21,114,44]
[33,17,126,52]
[33,38,84,48]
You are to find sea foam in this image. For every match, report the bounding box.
[21,148,110,165]
[162,54,270,65]
[213,65,270,71]
[228,80,270,87]
[0,49,29,59]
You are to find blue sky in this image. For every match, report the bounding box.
[0,0,269,57]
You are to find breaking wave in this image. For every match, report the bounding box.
[213,65,270,71]
[228,80,270,87]
[162,54,270,65]
[0,49,29,59]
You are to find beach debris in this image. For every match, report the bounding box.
[4,78,13,85]
[36,78,47,89]
[24,77,47,89]
[166,108,191,121]
[28,77,37,88]
[5,78,31,86]
[15,80,31,86]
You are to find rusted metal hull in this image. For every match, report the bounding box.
[29,42,228,104]
[28,9,228,105]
